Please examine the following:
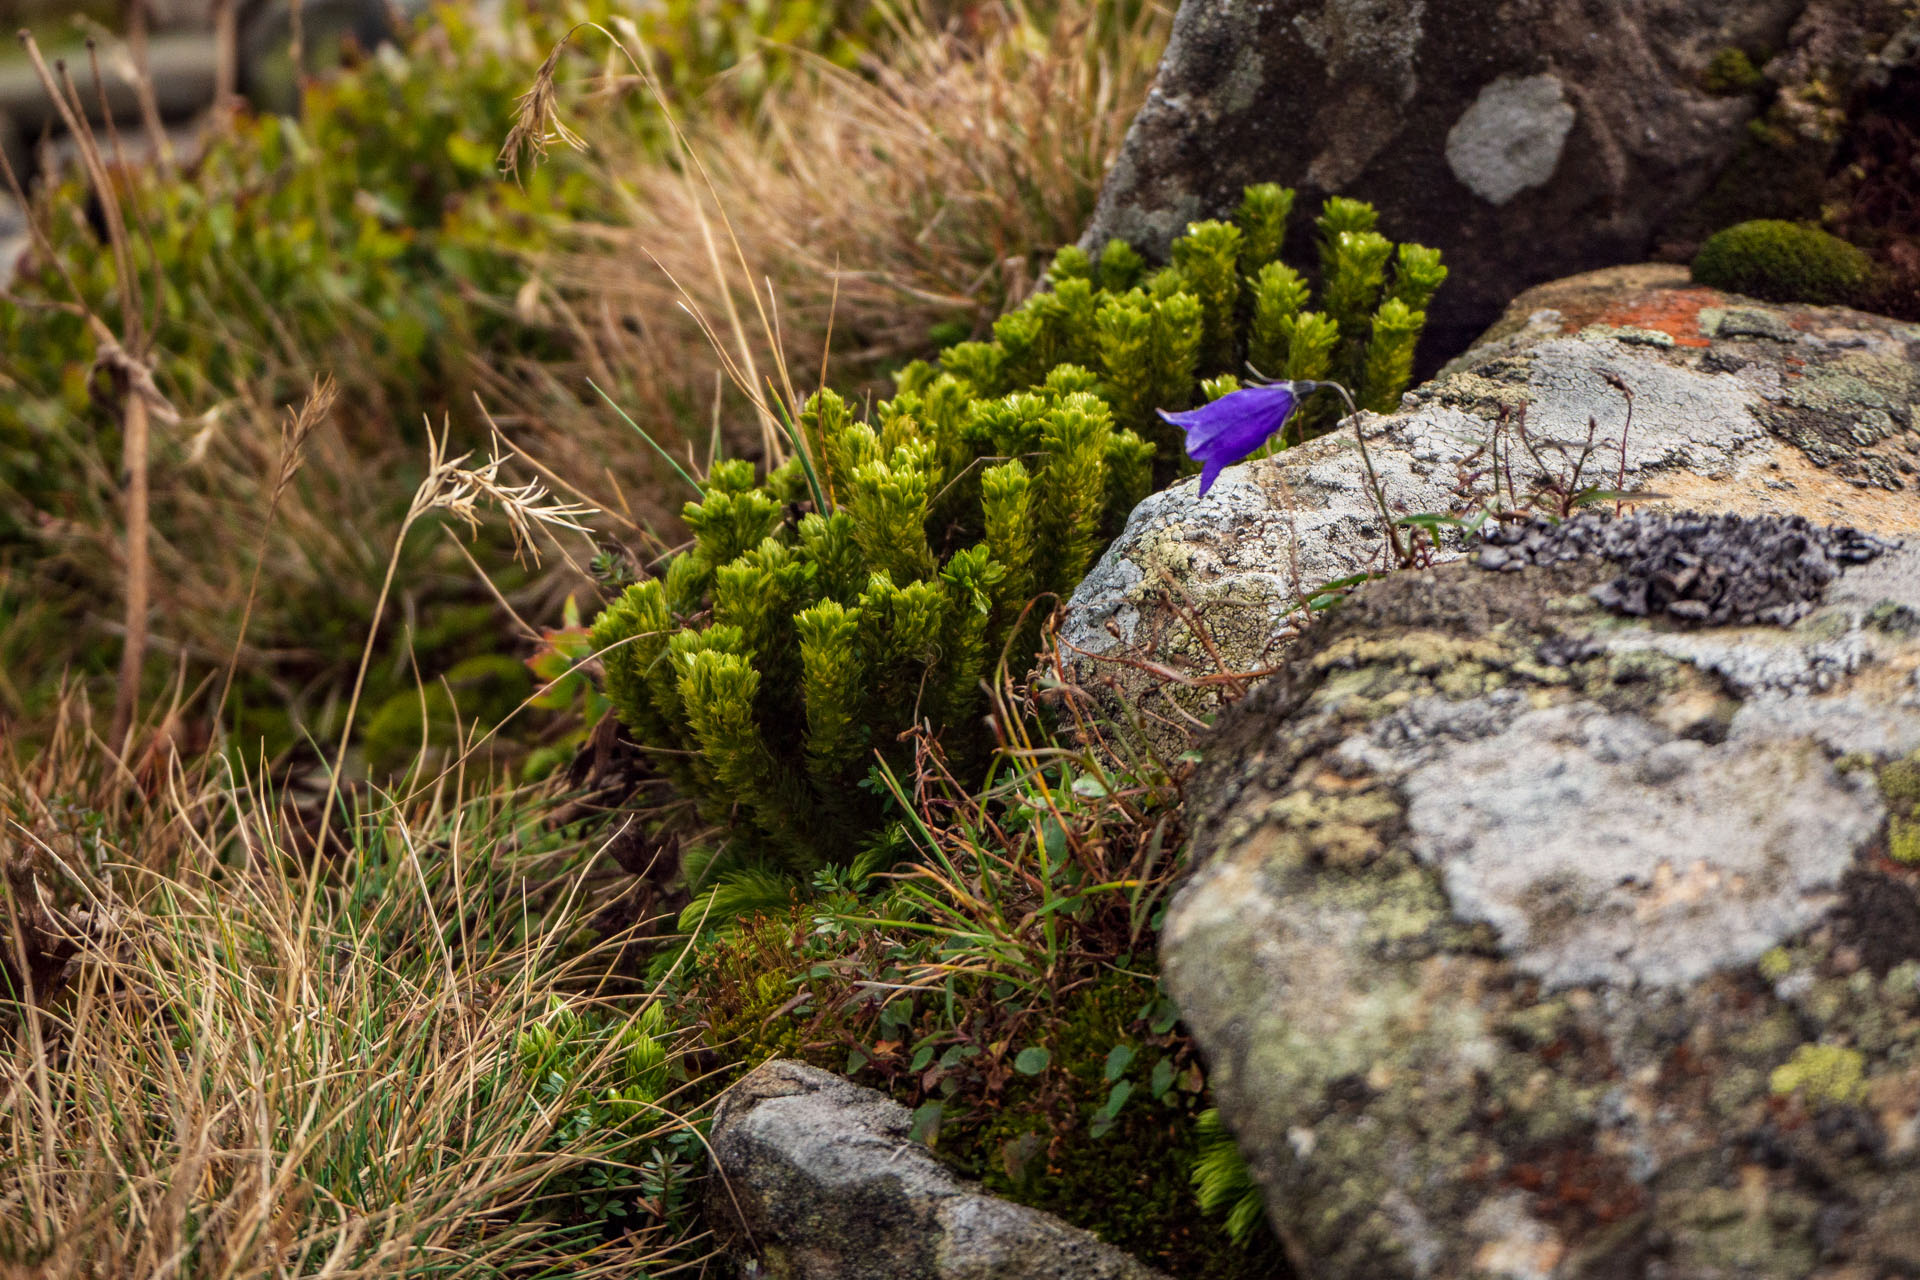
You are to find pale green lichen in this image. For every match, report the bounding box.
[1769,1044,1866,1103]
[1758,947,1793,981]
[1169,541,1920,1275]
[1879,752,1920,863]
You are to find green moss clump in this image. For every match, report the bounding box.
[1691,220,1872,306]
[361,654,532,776]
[947,975,1290,1280]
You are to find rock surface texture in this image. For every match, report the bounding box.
[1081,0,1918,349]
[1058,266,1920,750]
[1165,512,1920,1278]
[709,1059,1169,1280]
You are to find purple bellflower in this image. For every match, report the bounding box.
[1158,381,1314,496]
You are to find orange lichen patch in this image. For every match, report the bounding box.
[1590,287,1721,347]
[1471,265,1693,347]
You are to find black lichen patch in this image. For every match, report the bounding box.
[1832,869,1920,977]
[1476,512,1890,626]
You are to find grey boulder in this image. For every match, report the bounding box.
[1080,0,1915,351]
[1057,265,1920,752]
[709,1059,1169,1280]
[1165,511,1920,1279]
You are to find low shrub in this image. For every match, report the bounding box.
[1691,218,1873,305]
[651,664,1286,1275]
[590,186,1445,876]
[0,1,602,537]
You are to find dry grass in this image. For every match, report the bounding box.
[0,705,699,1279]
[520,0,1169,463]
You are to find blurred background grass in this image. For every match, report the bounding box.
[0,0,1167,773]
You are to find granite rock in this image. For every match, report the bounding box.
[709,1059,1169,1280]
[1080,0,1918,351]
[1165,514,1920,1279]
[1058,266,1920,751]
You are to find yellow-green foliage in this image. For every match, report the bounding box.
[1702,47,1767,96]
[1691,220,1872,306]
[1192,1109,1267,1245]
[633,0,883,99]
[1769,1043,1866,1103]
[591,188,1443,871]
[0,0,899,543]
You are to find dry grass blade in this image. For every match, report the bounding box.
[418,420,599,567]
[499,35,587,182]
[315,420,599,853]
[206,376,335,745]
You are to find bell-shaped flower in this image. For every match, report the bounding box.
[1157,382,1305,496]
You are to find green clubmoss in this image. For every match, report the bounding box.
[595,191,1446,875]
[1691,220,1873,306]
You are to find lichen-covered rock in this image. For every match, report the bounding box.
[1081,0,1915,349]
[709,1059,1170,1280]
[1058,266,1920,751]
[1164,512,1920,1279]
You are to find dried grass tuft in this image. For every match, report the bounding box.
[0,713,697,1279]
[532,0,1170,455]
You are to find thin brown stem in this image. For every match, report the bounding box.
[212,0,238,111]
[110,391,151,754]
[1317,380,1410,568]
[207,378,332,747]
[124,0,174,179]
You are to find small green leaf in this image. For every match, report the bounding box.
[940,1043,979,1068]
[911,1043,936,1072]
[1396,512,1474,531]
[1014,1046,1052,1076]
[1103,1044,1136,1083]
[1040,818,1069,868]
[908,1100,944,1146]
[1150,1056,1176,1100]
